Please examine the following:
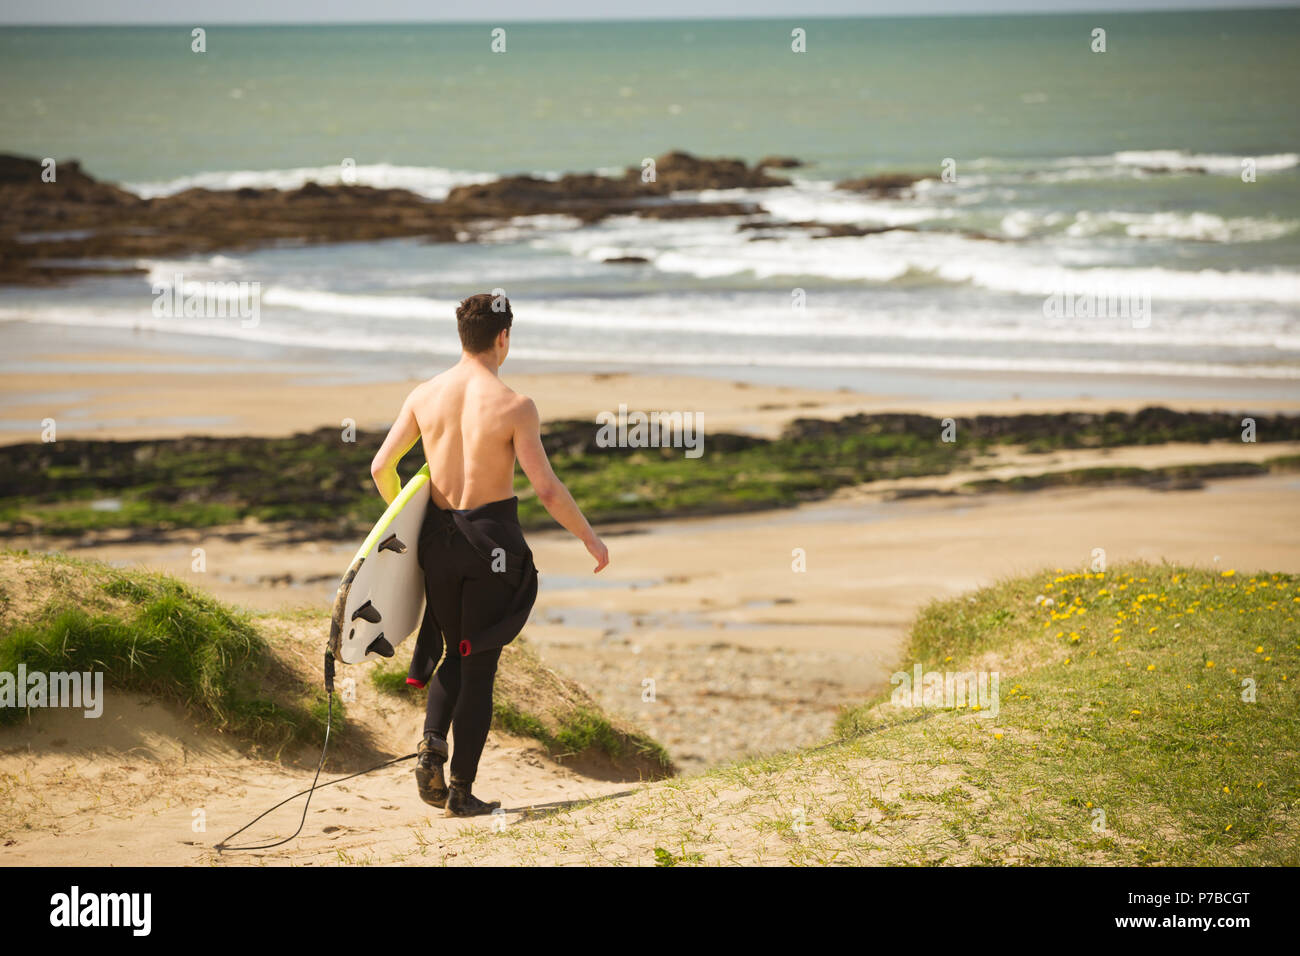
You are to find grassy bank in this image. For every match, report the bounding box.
[437,563,1299,866]
[0,551,673,776]
[2,408,1297,538]
[0,551,333,753]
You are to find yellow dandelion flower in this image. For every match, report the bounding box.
[1146,664,1155,671]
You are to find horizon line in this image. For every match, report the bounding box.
[4,5,1298,28]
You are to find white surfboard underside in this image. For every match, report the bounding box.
[333,466,431,665]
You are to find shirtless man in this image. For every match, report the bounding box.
[370,293,608,815]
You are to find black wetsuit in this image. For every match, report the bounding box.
[408,495,538,784]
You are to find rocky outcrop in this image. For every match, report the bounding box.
[0,151,794,286]
[0,151,941,287]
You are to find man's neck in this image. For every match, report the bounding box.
[459,351,500,376]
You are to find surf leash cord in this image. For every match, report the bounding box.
[213,650,418,853]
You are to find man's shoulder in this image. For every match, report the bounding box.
[488,384,536,430]
[503,389,538,420]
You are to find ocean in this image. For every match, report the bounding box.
[2,11,1299,400]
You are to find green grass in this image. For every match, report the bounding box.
[441,562,1299,866]
[0,554,340,751]
[827,563,1300,863]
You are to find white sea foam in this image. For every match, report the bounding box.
[937,260,1300,305]
[472,214,586,242]
[125,163,496,200]
[997,209,1294,243]
[1112,150,1299,176]
[527,201,1300,298]
[1069,210,1295,242]
[3,304,1295,379]
[699,184,954,227]
[4,294,1298,359]
[956,149,1299,185]
[259,288,460,320]
[580,222,1300,302]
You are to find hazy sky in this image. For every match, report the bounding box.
[1,0,1295,26]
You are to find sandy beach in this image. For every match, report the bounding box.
[5,342,1299,446]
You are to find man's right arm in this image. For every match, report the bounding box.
[513,397,609,572]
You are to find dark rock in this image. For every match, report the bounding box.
[757,155,804,169]
[291,181,331,199]
[835,172,929,196]
[626,151,791,191]
[738,220,913,240]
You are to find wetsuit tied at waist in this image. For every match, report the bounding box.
[407,495,538,687]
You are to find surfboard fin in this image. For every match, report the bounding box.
[378,534,407,554]
[366,634,395,658]
[351,600,382,624]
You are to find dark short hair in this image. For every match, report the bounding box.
[457,293,512,354]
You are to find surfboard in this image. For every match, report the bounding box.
[329,464,431,665]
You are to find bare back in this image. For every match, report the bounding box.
[407,365,523,510]
[371,341,605,572]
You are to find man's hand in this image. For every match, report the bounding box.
[585,534,609,573]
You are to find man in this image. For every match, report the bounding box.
[370,293,609,816]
